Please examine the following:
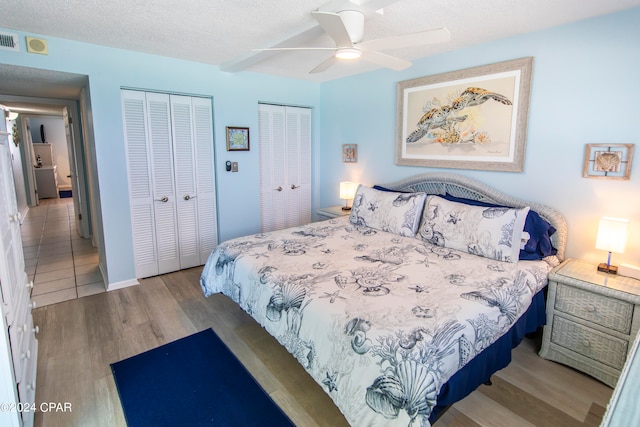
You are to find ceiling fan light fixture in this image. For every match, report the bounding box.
[335,47,361,60]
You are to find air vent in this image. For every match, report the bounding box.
[0,32,19,52]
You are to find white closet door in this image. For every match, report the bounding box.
[145,92,180,275]
[0,127,26,427]
[259,104,287,232]
[123,91,216,277]
[121,90,159,278]
[170,95,199,269]
[285,106,311,228]
[192,97,218,264]
[259,104,311,232]
[0,134,28,324]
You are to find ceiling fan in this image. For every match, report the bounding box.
[254,10,450,74]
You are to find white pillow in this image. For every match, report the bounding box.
[417,195,529,263]
[349,185,426,237]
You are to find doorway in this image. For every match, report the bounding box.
[0,64,102,303]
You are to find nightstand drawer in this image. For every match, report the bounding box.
[551,316,628,369]
[555,283,633,334]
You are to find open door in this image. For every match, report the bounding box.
[20,116,38,206]
[62,107,87,237]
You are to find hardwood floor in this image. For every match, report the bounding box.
[32,267,613,427]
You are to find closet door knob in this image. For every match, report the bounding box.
[290,184,300,190]
[29,301,36,310]
[155,196,169,203]
[183,194,196,201]
[274,186,283,192]
[26,281,34,290]
[33,326,40,335]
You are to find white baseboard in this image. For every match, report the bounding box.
[99,261,140,291]
[107,278,139,291]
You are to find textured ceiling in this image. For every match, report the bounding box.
[1,0,639,86]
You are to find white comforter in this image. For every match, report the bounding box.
[200,217,551,426]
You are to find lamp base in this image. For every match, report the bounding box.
[341,206,352,211]
[597,263,618,274]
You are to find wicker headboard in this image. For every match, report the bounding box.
[382,172,568,262]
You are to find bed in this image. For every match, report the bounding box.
[200,173,567,426]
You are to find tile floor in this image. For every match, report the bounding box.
[21,197,105,307]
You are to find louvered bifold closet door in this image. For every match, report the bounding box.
[122,90,161,278]
[124,90,218,278]
[259,104,287,232]
[191,97,218,264]
[170,95,199,269]
[285,106,311,228]
[146,93,180,275]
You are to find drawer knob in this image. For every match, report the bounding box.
[582,339,591,347]
[26,281,34,290]
[586,305,596,313]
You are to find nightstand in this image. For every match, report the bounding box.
[317,206,351,220]
[539,259,640,387]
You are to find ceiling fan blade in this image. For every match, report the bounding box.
[360,27,450,52]
[309,56,338,74]
[252,47,336,52]
[361,50,412,71]
[311,11,353,48]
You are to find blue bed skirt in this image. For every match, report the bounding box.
[429,288,546,422]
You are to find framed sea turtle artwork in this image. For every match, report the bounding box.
[395,57,533,172]
[583,143,634,180]
[226,126,250,151]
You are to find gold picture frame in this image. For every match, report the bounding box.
[396,57,533,172]
[583,143,634,180]
[226,126,250,151]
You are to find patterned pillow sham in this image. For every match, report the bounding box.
[349,185,427,237]
[440,194,557,260]
[417,195,530,263]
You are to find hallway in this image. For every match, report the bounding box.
[21,197,105,307]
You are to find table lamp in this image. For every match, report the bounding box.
[339,182,357,211]
[595,217,629,274]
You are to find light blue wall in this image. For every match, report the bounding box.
[2,7,639,286]
[0,31,321,286]
[318,7,640,267]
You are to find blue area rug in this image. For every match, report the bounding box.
[111,328,295,427]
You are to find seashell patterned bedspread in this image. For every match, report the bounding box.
[200,217,551,427]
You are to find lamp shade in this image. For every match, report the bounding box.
[595,217,629,254]
[339,182,357,200]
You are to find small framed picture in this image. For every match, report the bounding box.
[583,143,634,180]
[226,127,250,151]
[343,144,358,163]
